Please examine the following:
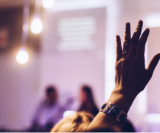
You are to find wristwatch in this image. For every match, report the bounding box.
[100,102,127,124]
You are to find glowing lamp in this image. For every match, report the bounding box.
[16,50,29,64]
[30,15,43,34]
[42,0,55,9]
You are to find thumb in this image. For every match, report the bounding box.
[146,53,160,81]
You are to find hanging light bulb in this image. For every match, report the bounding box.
[16,49,29,64]
[30,14,43,34]
[17,0,29,64]
[42,0,55,9]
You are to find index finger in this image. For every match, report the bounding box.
[136,28,150,58]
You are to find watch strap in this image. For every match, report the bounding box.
[100,102,127,124]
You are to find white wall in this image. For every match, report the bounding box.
[0,53,41,130]
[40,7,106,108]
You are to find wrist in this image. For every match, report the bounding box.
[107,89,137,113]
[114,85,140,97]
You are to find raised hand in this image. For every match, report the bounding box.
[115,20,160,97]
[86,21,160,132]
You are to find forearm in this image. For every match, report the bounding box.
[86,112,121,131]
[86,88,137,132]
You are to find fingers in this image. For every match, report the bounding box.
[121,22,131,58]
[136,28,150,58]
[146,53,160,81]
[128,20,143,57]
[116,35,122,62]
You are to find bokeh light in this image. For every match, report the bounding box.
[30,17,43,34]
[42,0,55,9]
[16,50,29,64]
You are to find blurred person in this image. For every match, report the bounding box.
[78,85,99,116]
[29,85,65,132]
[51,111,120,132]
[50,20,160,132]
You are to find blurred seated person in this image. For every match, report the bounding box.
[51,111,120,132]
[29,85,65,132]
[78,85,99,116]
[50,20,160,132]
